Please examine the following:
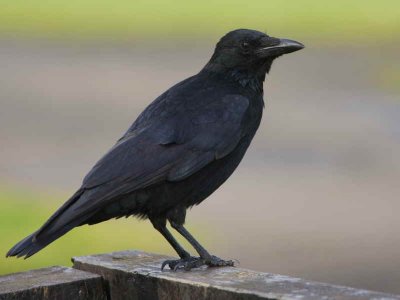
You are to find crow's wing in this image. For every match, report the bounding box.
[47,94,249,229]
[83,94,249,188]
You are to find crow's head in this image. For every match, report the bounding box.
[205,29,304,77]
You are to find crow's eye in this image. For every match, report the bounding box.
[241,41,250,49]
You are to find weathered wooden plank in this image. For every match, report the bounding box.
[0,266,107,300]
[73,250,400,300]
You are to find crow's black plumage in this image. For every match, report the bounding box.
[7,29,303,270]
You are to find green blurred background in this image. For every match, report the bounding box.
[1,0,400,294]
[0,0,399,43]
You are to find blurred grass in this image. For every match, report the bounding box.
[0,184,209,275]
[0,0,399,44]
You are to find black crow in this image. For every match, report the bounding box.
[7,29,303,270]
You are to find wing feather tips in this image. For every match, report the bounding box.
[167,151,214,182]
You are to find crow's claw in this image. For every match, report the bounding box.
[161,259,172,271]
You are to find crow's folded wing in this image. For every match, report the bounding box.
[68,95,249,217]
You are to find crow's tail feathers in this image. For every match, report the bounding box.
[6,225,73,259]
[6,189,88,259]
[7,231,45,259]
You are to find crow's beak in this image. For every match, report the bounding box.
[258,38,304,57]
[276,38,304,53]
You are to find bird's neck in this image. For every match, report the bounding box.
[227,69,265,93]
[202,61,272,93]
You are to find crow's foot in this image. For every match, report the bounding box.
[206,255,235,267]
[161,255,234,271]
[161,256,203,271]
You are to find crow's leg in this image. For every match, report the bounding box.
[150,217,192,270]
[170,222,210,259]
[170,221,234,270]
[158,207,234,271]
